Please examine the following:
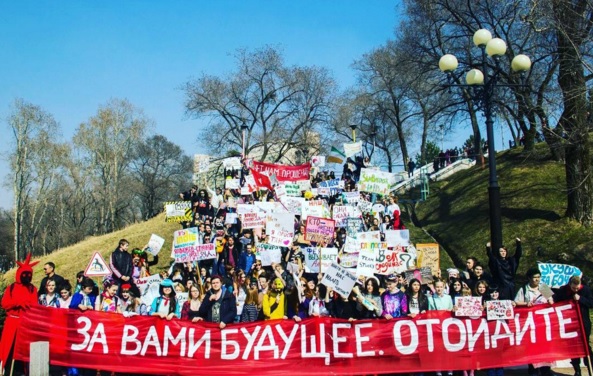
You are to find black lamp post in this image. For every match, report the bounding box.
[241,121,248,158]
[439,29,531,252]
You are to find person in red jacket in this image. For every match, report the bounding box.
[0,253,39,375]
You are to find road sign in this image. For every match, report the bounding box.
[84,252,112,277]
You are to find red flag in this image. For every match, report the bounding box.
[249,168,273,190]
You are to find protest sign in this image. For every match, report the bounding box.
[280,196,305,216]
[256,243,282,266]
[455,296,483,317]
[225,213,238,224]
[404,267,433,285]
[304,247,339,273]
[164,201,192,223]
[253,201,280,213]
[358,168,396,195]
[345,218,365,238]
[275,185,287,198]
[372,204,385,214]
[321,262,357,298]
[225,179,241,189]
[318,179,343,196]
[357,231,381,243]
[305,216,336,243]
[357,200,373,214]
[136,275,162,306]
[538,263,583,288]
[341,191,361,205]
[375,247,410,275]
[266,213,295,247]
[294,179,311,192]
[283,183,301,197]
[416,243,440,274]
[241,212,266,229]
[384,230,410,247]
[222,157,242,170]
[15,302,587,375]
[146,234,165,256]
[243,174,257,193]
[173,243,216,263]
[338,251,359,268]
[356,245,376,277]
[311,155,325,167]
[251,160,310,182]
[486,300,515,320]
[193,154,210,174]
[301,200,330,220]
[237,204,256,215]
[343,236,359,253]
[332,206,360,227]
[172,228,216,262]
[343,141,362,157]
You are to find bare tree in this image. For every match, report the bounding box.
[183,46,336,163]
[74,98,149,233]
[130,135,192,220]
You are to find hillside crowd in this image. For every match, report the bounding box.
[1,157,591,376]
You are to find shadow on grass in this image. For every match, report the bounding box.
[501,207,561,222]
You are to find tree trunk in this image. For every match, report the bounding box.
[554,0,593,225]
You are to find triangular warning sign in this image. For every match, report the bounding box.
[84,252,112,277]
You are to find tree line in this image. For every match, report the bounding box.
[6,98,191,262]
[4,0,593,262]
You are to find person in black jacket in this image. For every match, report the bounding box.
[110,239,134,295]
[38,262,65,297]
[554,275,593,376]
[486,238,522,300]
[197,275,237,329]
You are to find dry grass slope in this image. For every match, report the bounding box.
[2,213,180,287]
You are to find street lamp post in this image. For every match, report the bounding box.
[349,124,357,142]
[241,122,248,158]
[439,29,531,252]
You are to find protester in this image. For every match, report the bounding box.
[406,278,428,318]
[181,284,203,322]
[514,267,554,376]
[381,274,408,319]
[240,286,259,322]
[0,254,39,376]
[150,279,180,320]
[197,275,237,328]
[554,275,593,376]
[309,284,331,317]
[355,277,382,319]
[262,277,287,320]
[487,238,522,300]
[70,277,97,311]
[57,280,73,309]
[38,261,65,296]
[38,280,60,308]
[110,238,134,294]
[95,278,122,313]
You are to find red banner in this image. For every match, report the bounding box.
[250,161,310,182]
[15,303,585,375]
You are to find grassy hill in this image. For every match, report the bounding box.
[1,213,180,287]
[413,144,593,284]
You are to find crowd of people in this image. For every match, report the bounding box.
[1,158,592,376]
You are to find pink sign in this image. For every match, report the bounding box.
[305,216,336,244]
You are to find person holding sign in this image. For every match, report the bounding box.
[553,275,593,376]
[381,274,408,319]
[514,268,554,376]
[355,278,382,319]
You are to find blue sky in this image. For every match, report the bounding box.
[0,1,482,210]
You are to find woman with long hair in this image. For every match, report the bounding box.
[181,284,203,322]
[406,278,428,318]
[355,277,382,319]
[150,279,180,320]
[95,278,122,314]
[57,280,73,309]
[38,280,60,308]
[234,271,248,322]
